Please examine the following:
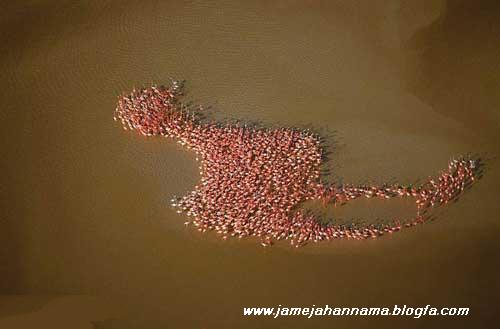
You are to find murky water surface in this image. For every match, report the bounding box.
[1,1,499,328]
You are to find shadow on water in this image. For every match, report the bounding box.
[91,318,118,329]
[0,296,55,319]
[403,0,500,136]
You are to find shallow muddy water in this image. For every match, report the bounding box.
[1,1,499,328]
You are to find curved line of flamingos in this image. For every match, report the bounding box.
[114,81,478,247]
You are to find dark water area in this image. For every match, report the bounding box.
[1,1,499,328]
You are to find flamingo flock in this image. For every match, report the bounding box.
[114,81,477,247]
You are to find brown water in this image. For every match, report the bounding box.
[1,1,499,328]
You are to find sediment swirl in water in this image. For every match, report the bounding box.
[114,81,477,247]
